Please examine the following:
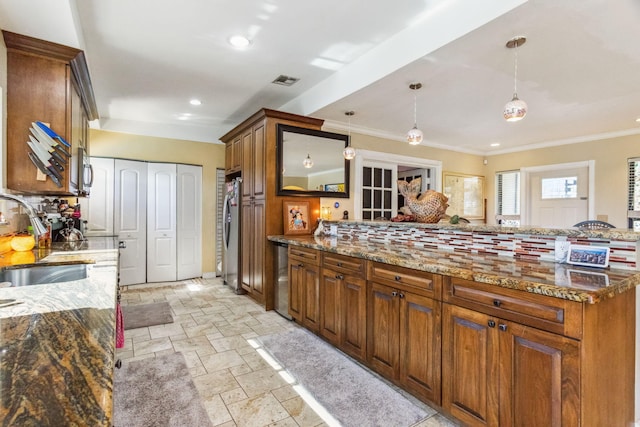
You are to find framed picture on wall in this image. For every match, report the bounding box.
[283,200,311,235]
[442,172,485,220]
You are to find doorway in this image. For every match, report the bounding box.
[522,161,594,227]
[353,150,442,220]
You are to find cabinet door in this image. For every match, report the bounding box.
[399,292,441,404]
[499,320,580,427]
[225,143,233,174]
[341,274,367,362]
[232,137,242,171]
[288,260,303,320]
[367,282,399,379]
[442,303,499,427]
[241,130,253,198]
[320,270,342,346]
[240,200,253,293]
[251,199,265,297]
[302,264,320,332]
[252,122,265,198]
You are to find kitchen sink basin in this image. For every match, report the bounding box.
[0,263,90,287]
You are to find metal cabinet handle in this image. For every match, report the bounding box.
[391,291,398,297]
[298,263,304,268]
[398,293,405,298]
[499,324,507,332]
[493,299,502,307]
[337,262,343,267]
[394,275,401,281]
[336,274,344,280]
[488,320,496,328]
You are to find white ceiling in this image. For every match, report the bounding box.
[1,0,640,155]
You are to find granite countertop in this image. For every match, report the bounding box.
[269,234,640,304]
[0,236,119,426]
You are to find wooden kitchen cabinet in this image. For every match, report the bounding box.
[288,246,320,332]
[221,109,323,310]
[225,135,242,175]
[3,31,97,196]
[367,261,442,404]
[443,276,634,427]
[319,253,367,362]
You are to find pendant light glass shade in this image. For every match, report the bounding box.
[406,83,423,144]
[303,154,313,168]
[343,111,356,160]
[504,36,527,122]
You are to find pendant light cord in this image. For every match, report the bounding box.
[513,43,519,95]
[413,92,418,127]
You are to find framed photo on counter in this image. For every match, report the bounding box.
[566,244,610,268]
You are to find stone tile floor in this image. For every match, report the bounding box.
[117,277,459,427]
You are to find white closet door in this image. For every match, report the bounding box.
[84,157,114,236]
[147,163,177,282]
[115,159,148,286]
[177,164,202,280]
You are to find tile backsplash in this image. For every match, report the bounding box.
[327,221,639,270]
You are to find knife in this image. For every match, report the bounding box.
[29,135,65,170]
[26,140,64,182]
[35,121,71,147]
[30,124,70,157]
[28,150,62,187]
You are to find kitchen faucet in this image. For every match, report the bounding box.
[0,192,48,238]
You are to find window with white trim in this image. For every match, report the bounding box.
[496,170,520,225]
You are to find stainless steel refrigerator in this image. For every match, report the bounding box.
[223,177,243,294]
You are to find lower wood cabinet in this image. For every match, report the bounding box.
[285,246,635,426]
[288,246,320,332]
[319,253,367,361]
[442,303,580,426]
[367,262,442,404]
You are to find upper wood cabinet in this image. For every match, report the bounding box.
[3,31,98,195]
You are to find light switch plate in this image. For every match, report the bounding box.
[555,240,571,262]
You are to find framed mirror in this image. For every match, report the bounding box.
[277,124,350,198]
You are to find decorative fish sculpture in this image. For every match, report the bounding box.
[397,177,449,223]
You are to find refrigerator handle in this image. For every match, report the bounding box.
[222,193,230,248]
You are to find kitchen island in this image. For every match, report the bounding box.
[0,237,119,426]
[269,220,639,426]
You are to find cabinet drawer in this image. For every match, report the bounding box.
[323,253,365,276]
[444,276,582,339]
[367,261,441,299]
[288,246,320,266]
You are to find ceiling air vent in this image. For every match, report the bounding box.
[272,75,300,86]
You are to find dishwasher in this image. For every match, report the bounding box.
[274,242,291,320]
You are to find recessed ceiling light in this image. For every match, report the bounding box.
[490,143,501,147]
[636,117,640,123]
[228,35,251,48]
[190,99,202,106]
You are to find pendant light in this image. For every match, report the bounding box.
[406,83,423,145]
[343,111,356,160]
[503,36,527,122]
[303,153,313,168]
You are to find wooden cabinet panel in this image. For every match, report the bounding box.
[399,291,441,404]
[320,271,341,346]
[302,265,320,332]
[289,247,319,331]
[252,123,265,198]
[367,281,399,379]
[320,254,367,361]
[241,130,253,198]
[288,261,303,320]
[444,276,581,339]
[442,303,499,427]
[499,320,580,427]
[368,261,440,298]
[341,275,367,361]
[443,302,581,427]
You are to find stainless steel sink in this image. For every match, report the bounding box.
[0,263,90,287]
